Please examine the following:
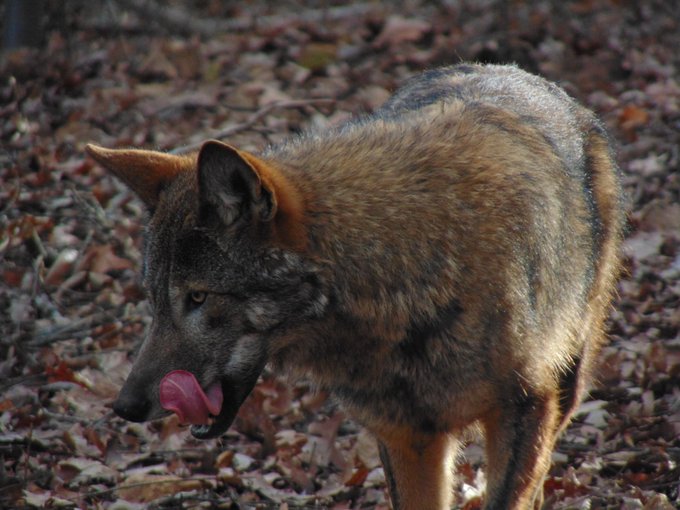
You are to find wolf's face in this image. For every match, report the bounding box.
[88,141,325,438]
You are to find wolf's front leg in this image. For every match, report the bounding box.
[377,430,459,510]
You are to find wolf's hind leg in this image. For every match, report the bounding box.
[481,389,561,510]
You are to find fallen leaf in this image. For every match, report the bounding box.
[44,248,79,285]
[81,245,134,274]
[374,16,430,47]
[117,473,211,502]
[624,232,664,261]
[618,104,650,140]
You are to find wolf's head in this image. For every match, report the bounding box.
[87,141,327,438]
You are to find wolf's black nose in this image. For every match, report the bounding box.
[112,393,151,423]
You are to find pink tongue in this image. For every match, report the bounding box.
[159,370,223,425]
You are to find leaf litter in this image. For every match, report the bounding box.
[1,0,678,508]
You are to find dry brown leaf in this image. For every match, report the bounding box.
[44,248,79,286]
[117,473,211,502]
[374,15,430,47]
[3,2,680,508]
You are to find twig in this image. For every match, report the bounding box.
[0,373,46,393]
[78,475,216,500]
[30,312,116,347]
[171,98,335,155]
[111,1,380,36]
[41,409,122,436]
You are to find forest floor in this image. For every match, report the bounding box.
[1,1,679,508]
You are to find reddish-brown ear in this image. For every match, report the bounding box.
[197,140,306,249]
[197,140,273,226]
[85,144,194,209]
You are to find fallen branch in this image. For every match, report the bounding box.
[81,475,217,500]
[112,1,381,36]
[171,98,335,154]
[30,312,117,347]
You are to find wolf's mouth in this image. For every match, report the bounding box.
[159,370,223,426]
[189,379,240,439]
[159,363,265,440]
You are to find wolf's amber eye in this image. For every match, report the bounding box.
[188,291,207,306]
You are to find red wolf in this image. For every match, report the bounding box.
[87,63,624,509]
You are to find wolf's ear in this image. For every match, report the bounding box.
[85,144,192,209]
[197,140,279,226]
